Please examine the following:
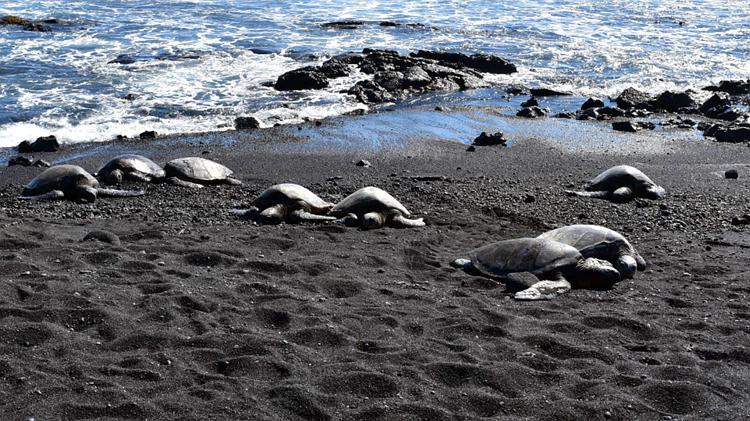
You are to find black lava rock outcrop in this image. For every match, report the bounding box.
[411,50,517,74]
[472,132,507,146]
[18,135,60,153]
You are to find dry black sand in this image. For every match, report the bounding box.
[1,108,749,420]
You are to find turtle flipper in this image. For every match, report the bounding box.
[126,171,152,183]
[514,278,572,300]
[288,209,336,224]
[95,188,145,198]
[390,214,426,228]
[634,252,647,271]
[336,213,360,227]
[232,207,259,220]
[18,190,66,201]
[224,177,242,186]
[168,177,204,188]
[565,190,610,200]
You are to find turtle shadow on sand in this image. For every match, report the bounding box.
[19,165,144,202]
[451,237,621,300]
[565,165,665,203]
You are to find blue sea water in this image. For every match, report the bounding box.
[0,1,748,147]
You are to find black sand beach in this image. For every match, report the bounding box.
[1,107,750,420]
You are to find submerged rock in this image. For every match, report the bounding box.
[0,15,59,32]
[322,20,364,29]
[235,116,261,130]
[139,131,157,140]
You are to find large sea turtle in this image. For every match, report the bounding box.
[237,183,336,224]
[329,186,425,229]
[164,157,241,188]
[19,165,145,202]
[451,237,621,300]
[537,224,646,279]
[565,165,665,202]
[96,154,165,184]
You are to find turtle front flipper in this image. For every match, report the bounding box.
[232,207,260,220]
[168,177,204,188]
[224,177,242,186]
[18,190,66,201]
[95,188,145,198]
[389,214,426,228]
[634,252,647,271]
[126,171,152,183]
[514,277,572,300]
[288,209,337,224]
[565,190,610,200]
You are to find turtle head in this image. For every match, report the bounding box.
[75,185,97,203]
[644,184,666,200]
[362,212,385,230]
[574,257,621,289]
[616,255,638,279]
[104,169,124,185]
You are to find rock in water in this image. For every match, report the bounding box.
[411,50,517,74]
[275,67,329,91]
[139,131,157,140]
[615,87,654,110]
[652,91,697,112]
[235,116,261,130]
[529,88,570,97]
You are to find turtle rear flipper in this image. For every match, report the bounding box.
[565,190,610,199]
[514,278,572,300]
[288,209,336,224]
[18,190,66,201]
[390,214,426,228]
[168,177,204,189]
[95,188,145,198]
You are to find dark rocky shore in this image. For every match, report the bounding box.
[1,103,750,419]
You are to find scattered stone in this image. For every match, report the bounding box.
[715,127,750,143]
[472,131,507,146]
[18,135,60,153]
[612,121,639,133]
[506,87,526,96]
[82,230,122,246]
[615,87,654,110]
[8,156,32,167]
[516,106,547,118]
[465,145,476,152]
[434,106,450,112]
[581,97,605,110]
[123,93,139,101]
[529,88,570,97]
[139,131,157,140]
[234,116,261,130]
[356,159,372,167]
[524,194,535,203]
[521,97,538,107]
[731,215,750,226]
[553,112,576,119]
[597,106,625,117]
[725,169,738,179]
[32,159,51,168]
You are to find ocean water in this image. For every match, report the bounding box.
[1,0,748,147]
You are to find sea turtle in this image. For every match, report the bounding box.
[96,154,165,184]
[565,165,665,202]
[451,237,621,300]
[19,164,145,202]
[329,186,425,229]
[237,183,336,224]
[537,224,646,279]
[164,157,241,188]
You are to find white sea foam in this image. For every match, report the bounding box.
[1,0,749,146]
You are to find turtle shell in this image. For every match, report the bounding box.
[330,186,410,217]
[164,157,233,182]
[537,224,635,262]
[253,183,332,213]
[587,165,656,191]
[24,165,99,195]
[468,238,582,278]
[97,154,165,178]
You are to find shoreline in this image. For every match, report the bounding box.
[1,97,750,419]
